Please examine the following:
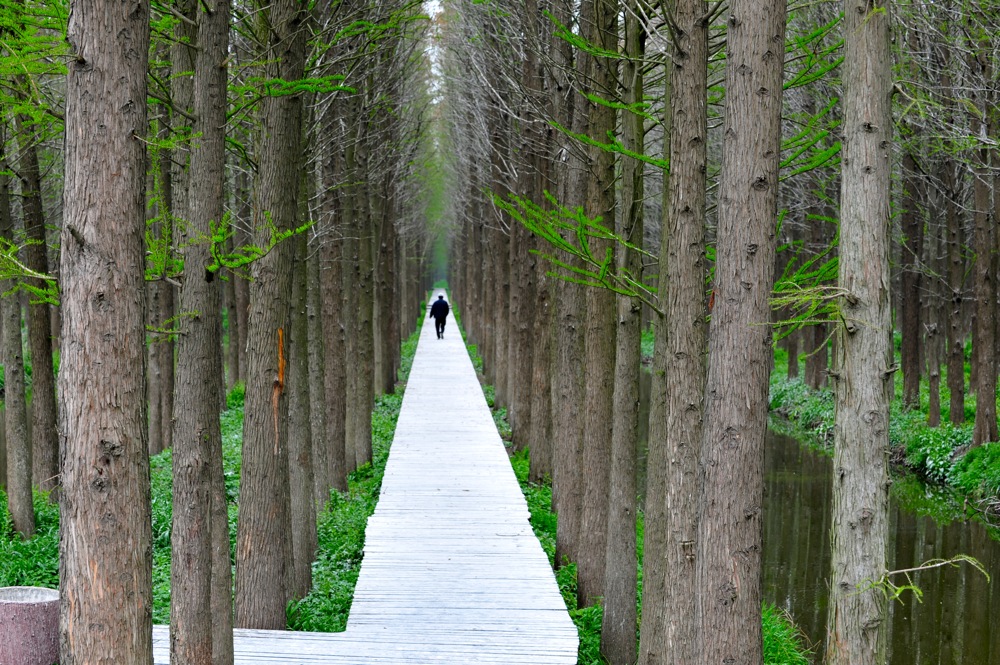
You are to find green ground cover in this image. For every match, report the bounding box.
[770,347,1000,509]
[0,328,420,632]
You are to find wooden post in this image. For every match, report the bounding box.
[0,587,58,665]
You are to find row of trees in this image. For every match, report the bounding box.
[441,0,995,663]
[1,0,441,662]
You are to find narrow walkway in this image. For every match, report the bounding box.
[153,290,578,663]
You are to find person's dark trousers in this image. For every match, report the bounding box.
[435,318,446,338]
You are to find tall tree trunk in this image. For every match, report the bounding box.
[825,1,892,662]
[288,233,316,598]
[13,116,57,493]
[234,0,307,629]
[600,3,642,659]
[1,135,32,538]
[551,0,589,570]
[307,235,330,509]
[352,153,375,467]
[944,154,965,424]
[147,106,172,457]
[59,0,152,660]
[970,61,997,445]
[696,1,785,663]
[170,0,231,659]
[640,0,706,661]
[900,154,923,409]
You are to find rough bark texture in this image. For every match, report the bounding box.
[170,1,232,661]
[944,154,965,425]
[288,234,316,598]
[696,2,785,663]
[825,1,892,663]
[1,143,33,538]
[527,270,553,483]
[320,227,347,491]
[640,0,707,661]
[13,117,58,493]
[970,90,997,445]
[234,0,307,629]
[900,152,923,409]
[550,0,590,575]
[59,1,153,661]
[600,4,642,659]
[306,238,330,508]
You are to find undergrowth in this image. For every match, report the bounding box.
[770,348,1000,508]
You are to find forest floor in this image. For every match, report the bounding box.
[768,347,1000,525]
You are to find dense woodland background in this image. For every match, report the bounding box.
[0,0,998,663]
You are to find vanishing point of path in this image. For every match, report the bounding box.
[153,289,578,663]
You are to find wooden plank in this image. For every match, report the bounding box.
[154,290,577,664]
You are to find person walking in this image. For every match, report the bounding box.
[429,295,450,339]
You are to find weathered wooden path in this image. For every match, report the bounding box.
[153,290,577,663]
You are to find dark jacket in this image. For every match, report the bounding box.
[429,298,450,320]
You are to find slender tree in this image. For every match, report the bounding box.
[825,0,893,662]
[696,1,786,663]
[0,130,32,538]
[234,0,308,629]
[640,0,708,661]
[170,0,232,659]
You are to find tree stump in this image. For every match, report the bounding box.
[0,586,58,665]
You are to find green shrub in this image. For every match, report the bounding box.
[0,489,59,589]
[901,424,969,483]
[949,442,1000,498]
[762,603,811,665]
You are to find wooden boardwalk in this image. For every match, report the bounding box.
[153,290,578,663]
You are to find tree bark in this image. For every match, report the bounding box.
[59,0,152,660]
[600,4,642,659]
[640,0,707,660]
[169,0,231,659]
[970,64,997,445]
[825,1,892,663]
[1,135,33,538]
[234,0,307,629]
[288,233,316,599]
[900,153,923,409]
[696,1,785,663]
[13,115,57,493]
[307,235,330,509]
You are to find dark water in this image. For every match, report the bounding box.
[764,433,1000,664]
[637,372,1000,663]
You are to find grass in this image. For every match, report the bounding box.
[0,326,421,633]
[469,341,811,664]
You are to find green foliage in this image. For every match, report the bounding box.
[497,191,658,312]
[949,442,1000,498]
[0,489,59,589]
[640,326,654,363]
[287,390,401,631]
[902,424,969,483]
[762,604,812,665]
[769,376,835,449]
